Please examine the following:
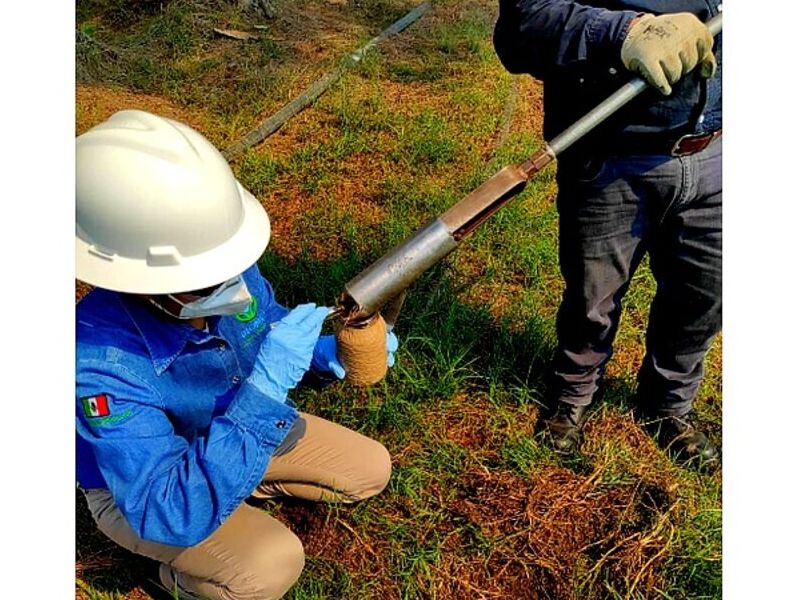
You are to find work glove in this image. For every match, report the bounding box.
[248,303,331,402]
[311,335,346,379]
[620,12,716,96]
[311,329,399,379]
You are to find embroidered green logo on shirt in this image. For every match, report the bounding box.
[235,296,258,322]
[86,409,133,427]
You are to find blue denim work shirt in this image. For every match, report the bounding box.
[76,264,301,547]
[493,0,722,149]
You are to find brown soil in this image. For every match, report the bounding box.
[76,85,208,136]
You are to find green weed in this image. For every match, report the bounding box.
[234,151,283,196]
[434,13,494,61]
[392,109,459,169]
[387,61,444,83]
[77,0,155,28]
[500,434,559,476]
[258,37,282,62]
[663,506,722,599]
[145,2,196,58]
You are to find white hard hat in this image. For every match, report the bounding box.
[76,110,271,294]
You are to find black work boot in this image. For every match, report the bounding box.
[541,401,589,454]
[637,411,720,471]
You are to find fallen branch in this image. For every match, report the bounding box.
[222,0,432,160]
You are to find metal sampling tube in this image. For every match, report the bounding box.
[342,217,458,317]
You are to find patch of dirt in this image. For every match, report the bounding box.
[584,413,679,483]
[435,396,498,450]
[256,150,391,261]
[460,277,529,323]
[512,75,546,136]
[604,343,644,380]
[273,500,401,596]
[76,84,209,135]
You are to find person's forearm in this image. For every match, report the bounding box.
[493,0,638,78]
[80,368,299,547]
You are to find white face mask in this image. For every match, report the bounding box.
[153,275,252,319]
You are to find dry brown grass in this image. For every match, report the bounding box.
[76,84,209,136]
[271,463,681,600]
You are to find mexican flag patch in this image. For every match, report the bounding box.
[81,394,111,418]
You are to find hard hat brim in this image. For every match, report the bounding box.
[76,186,271,295]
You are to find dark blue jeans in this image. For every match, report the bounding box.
[550,139,721,417]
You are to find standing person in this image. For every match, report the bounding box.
[493,1,722,469]
[76,110,396,599]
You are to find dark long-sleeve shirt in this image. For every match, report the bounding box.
[493,0,722,153]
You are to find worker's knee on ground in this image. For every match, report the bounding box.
[167,515,306,600]
[348,439,392,501]
[224,526,305,600]
[251,528,305,600]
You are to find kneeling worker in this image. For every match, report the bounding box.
[76,110,395,599]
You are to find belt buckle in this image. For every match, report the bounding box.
[670,131,717,157]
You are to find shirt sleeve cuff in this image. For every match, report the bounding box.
[587,10,640,52]
[226,381,299,447]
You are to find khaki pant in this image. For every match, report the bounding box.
[83,413,392,600]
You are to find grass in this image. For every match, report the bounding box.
[75,0,723,598]
[285,557,374,599]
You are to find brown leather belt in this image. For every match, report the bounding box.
[670,129,722,157]
[610,129,722,157]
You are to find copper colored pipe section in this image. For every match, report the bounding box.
[440,147,555,240]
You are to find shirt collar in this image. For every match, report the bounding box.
[120,295,220,375]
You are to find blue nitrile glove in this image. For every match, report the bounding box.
[386,327,399,368]
[311,335,346,379]
[311,328,400,378]
[248,303,331,402]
